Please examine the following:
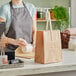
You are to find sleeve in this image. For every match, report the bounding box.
[31,4,36,17]
[0,5,7,20]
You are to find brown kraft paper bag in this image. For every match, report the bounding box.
[35,16,62,64]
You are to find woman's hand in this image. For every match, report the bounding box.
[32,43,36,52]
[16,38,28,46]
[8,38,28,47]
[0,37,28,48]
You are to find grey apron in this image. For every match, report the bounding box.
[6,2,33,50]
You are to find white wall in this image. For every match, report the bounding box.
[71,0,76,27]
[0,0,10,6]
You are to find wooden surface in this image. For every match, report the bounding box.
[15,47,35,59]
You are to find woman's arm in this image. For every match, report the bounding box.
[0,36,27,48]
[32,15,37,48]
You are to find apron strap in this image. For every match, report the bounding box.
[22,1,26,8]
[9,1,13,9]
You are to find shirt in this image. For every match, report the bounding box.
[0,2,36,33]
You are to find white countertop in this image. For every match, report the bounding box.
[0,49,76,76]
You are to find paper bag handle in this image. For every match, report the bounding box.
[47,11,53,40]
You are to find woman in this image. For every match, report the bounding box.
[0,0,36,60]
